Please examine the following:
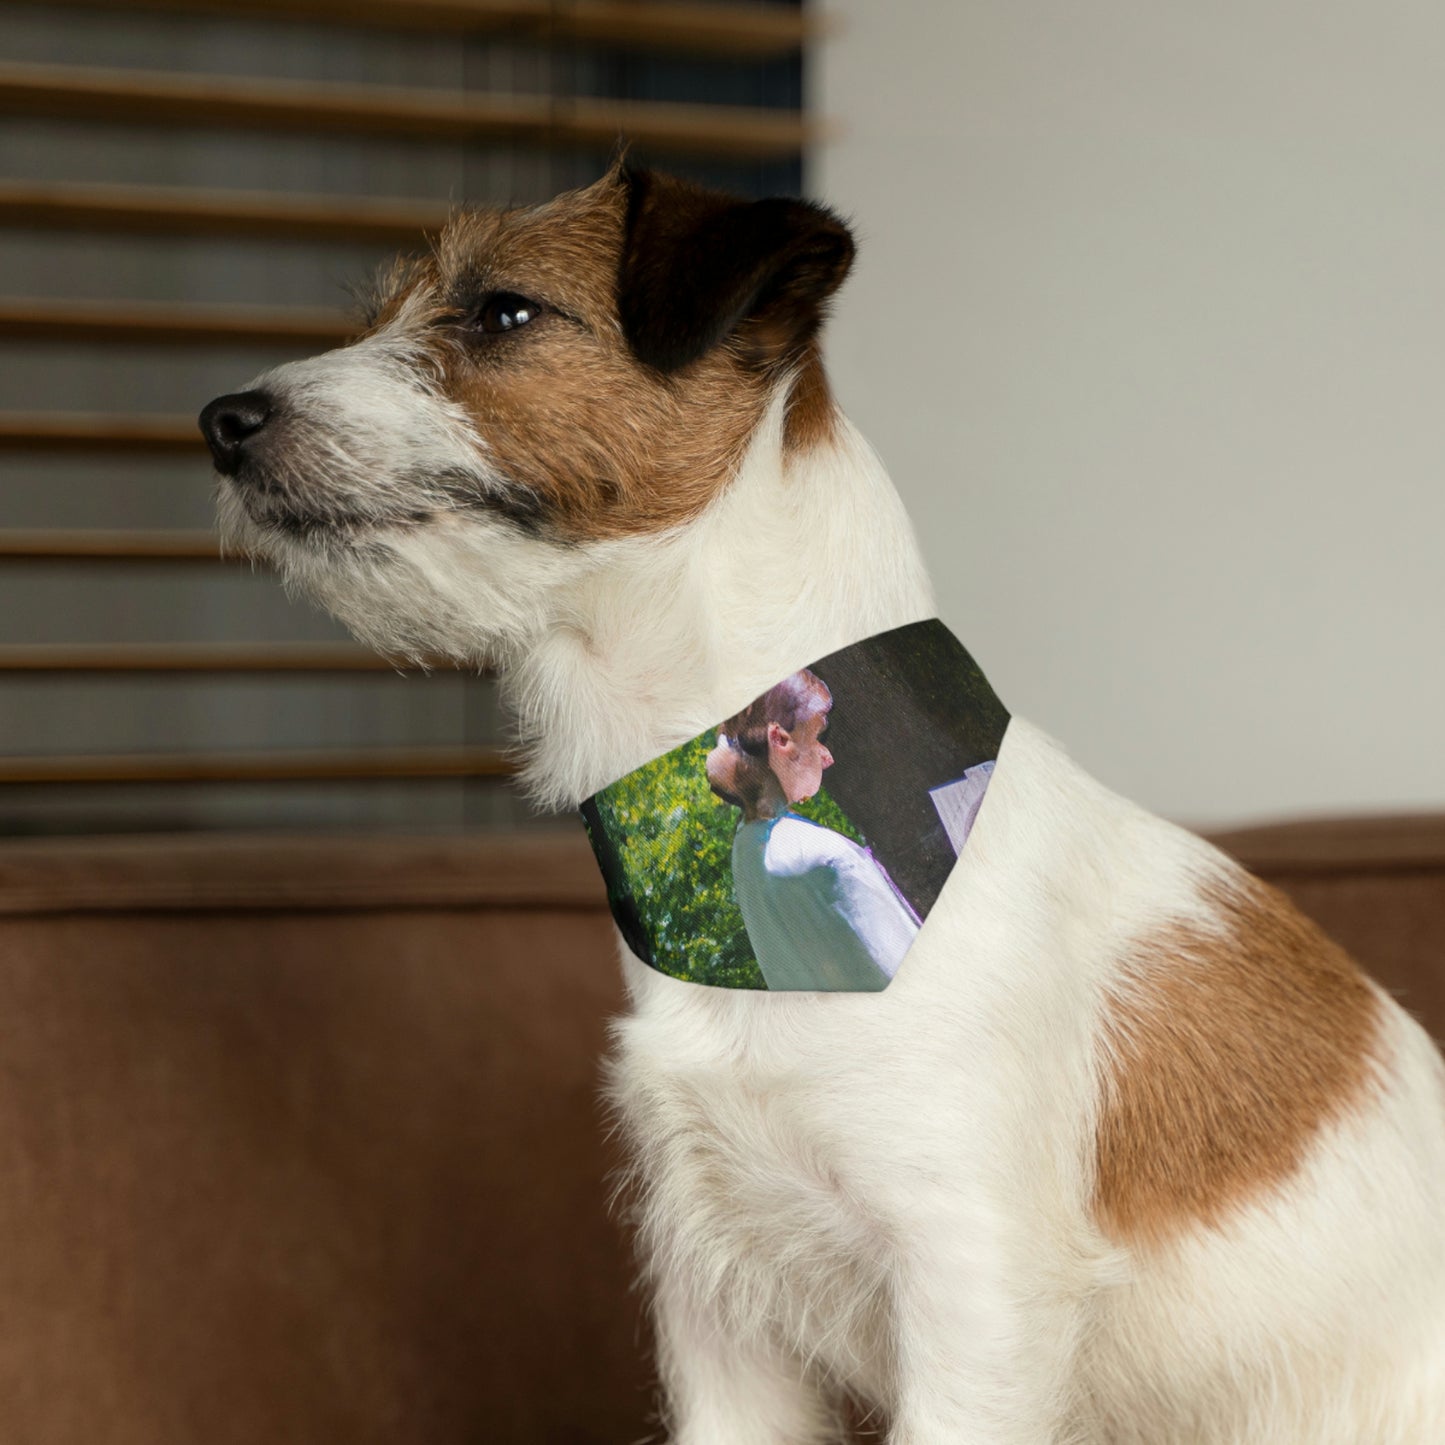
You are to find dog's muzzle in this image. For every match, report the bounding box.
[199,390,274,476]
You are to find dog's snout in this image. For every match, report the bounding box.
[199,390,273,475]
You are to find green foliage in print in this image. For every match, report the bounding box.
[590,732,865,989]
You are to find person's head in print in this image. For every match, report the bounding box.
[708,669,833,818]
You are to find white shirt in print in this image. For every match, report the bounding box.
[730,813,920,991]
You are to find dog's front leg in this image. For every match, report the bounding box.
[654,1274,841,1445]
[884,1226,1085,1445]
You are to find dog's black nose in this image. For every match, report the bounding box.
[199,390,273,475]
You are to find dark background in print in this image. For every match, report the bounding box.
[810,621,1010,916]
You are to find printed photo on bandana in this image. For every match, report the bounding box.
[580,619,1010,991]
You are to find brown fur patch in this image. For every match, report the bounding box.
[363,171,844,541]
[783,341,840,453]
[1094,872,1382,1247]
[362,179,746,541]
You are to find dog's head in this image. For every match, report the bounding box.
[199,166,854,663]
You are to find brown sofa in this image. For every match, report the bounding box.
[0,819,1439,1443]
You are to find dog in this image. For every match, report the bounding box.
[200,164,1445,1443]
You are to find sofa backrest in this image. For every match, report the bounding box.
[0,819,1439,1442]
[0,833,650,1445]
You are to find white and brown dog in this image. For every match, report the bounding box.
[201,166,1445,1443]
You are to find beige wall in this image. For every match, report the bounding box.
[813,1,1445,826]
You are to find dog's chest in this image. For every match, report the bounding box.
[611,1000,895,1389]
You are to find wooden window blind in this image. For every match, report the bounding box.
[0,0,815,835]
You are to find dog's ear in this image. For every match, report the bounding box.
[618,167,855,375]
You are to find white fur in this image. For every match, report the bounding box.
[221,347,1445,1442]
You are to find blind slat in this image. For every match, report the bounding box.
[0,412,201,451]
[22,0,815,58]
[0,180,448,245]
[0,298,353,348]
[0,644,428,672]
[0,61,818,161]
[0,746,514,784]
[0,530,229,561]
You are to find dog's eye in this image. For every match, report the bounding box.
[474,292,542,335]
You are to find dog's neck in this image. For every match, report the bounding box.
[506,390,937,809]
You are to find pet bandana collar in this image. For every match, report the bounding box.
[580,619,1009,991]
